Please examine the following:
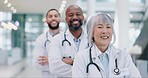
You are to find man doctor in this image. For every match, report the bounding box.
[48,5,88,77]
[33,9,61,78]
[72,14,141,78]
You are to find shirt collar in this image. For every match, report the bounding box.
[67,29,84,41]
[93,43,111,60]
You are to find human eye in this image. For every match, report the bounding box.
[97,24,103,28]
[106,24,112,28]
[55,15,59,18]
[48,15,52,18]
[76,13,81,16]
[68,13,73,17]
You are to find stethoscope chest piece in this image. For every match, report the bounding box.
[114,67,120,75]
[113,58,120,75]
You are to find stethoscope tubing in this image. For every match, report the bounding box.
[86,45,103,78]
[86,45,120,77]
[62,32,71,46]
[44,31,50,48]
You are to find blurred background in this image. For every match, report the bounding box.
[0,0,148,77]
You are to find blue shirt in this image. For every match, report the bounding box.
[94,44,111,77]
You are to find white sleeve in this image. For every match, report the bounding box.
[124,51,141,78]
[72,52,87,78]
[32,35,49,71]
[48,36,72,77]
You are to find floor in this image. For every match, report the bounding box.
[0,58,41,78]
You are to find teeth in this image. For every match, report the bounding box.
[52,21,56,23]
[73,21,78,24]
[101,36,108,39]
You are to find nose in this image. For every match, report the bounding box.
[102,28,107,34]
[52,16,56,20]
[73,15,78,19]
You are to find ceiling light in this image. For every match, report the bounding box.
[15,21,20,26]
[61,4,66,8]
[7,3,11,7]
[11,7,14,10]
[13,9,17,13]
[129,14,133,18]
[62,0,67,4]
[1,22,7,27]
[8,22,18,30]
[4,0,8,4]
[42,18,46,22]
[59,7,64,11]
[28,18,32,22]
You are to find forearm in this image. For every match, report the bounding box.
[49,58,72,77]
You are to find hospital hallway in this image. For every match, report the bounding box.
[0,57,42,78]
[1,0,148,78]
[14,59,42,78]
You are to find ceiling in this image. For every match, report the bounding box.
[0,0,75,17]
[0,0,145,21]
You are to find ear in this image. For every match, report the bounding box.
[65,17,67,23]
[45,20,47,23]
[82,14,85,21]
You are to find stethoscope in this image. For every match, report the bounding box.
[44,31,71,47]
[62,32,71,46]
[44,31,51,48]
[86,45,121,77]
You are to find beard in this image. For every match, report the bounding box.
[47,23,59,30]
[69,19,83,31]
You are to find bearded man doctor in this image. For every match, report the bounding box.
[72,14,141,78]
[33,9,61,78]
[48,5,88,77]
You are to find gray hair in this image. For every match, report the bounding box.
[86,13,116,46]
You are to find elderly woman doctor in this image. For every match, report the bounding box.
[72,14,141,78]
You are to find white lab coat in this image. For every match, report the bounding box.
[48,29,88,77]
[33,31,57,78]
[72,44,141,78]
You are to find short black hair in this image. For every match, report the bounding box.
[46,9,61,18]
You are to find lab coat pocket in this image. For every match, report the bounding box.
[114,68,129,78]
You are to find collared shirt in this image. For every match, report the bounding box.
[70,31,84,52]
[73,38,81,52]
[49,30,60,37]
[94,44,111,77]
[49,31,55,37]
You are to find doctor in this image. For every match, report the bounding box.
[33,9,61,78]
[48,5,88,77]
[72,14,141,78]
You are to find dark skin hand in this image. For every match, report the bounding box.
[62,57,73,65]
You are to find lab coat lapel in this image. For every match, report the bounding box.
[65,30,77,52]
[44,31,52,52]
[108,45,120,77]
[45,31,53,41]
[91,45,104,72]
[79,30,88,50]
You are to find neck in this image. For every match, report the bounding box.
[95,43,108,53]
[70,28,82,39]
[49,28,60,35]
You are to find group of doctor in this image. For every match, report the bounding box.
[33,4,141,78]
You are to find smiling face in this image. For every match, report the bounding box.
[93,15,113,47]
[65,5,84,31]
[46,9,61,30]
